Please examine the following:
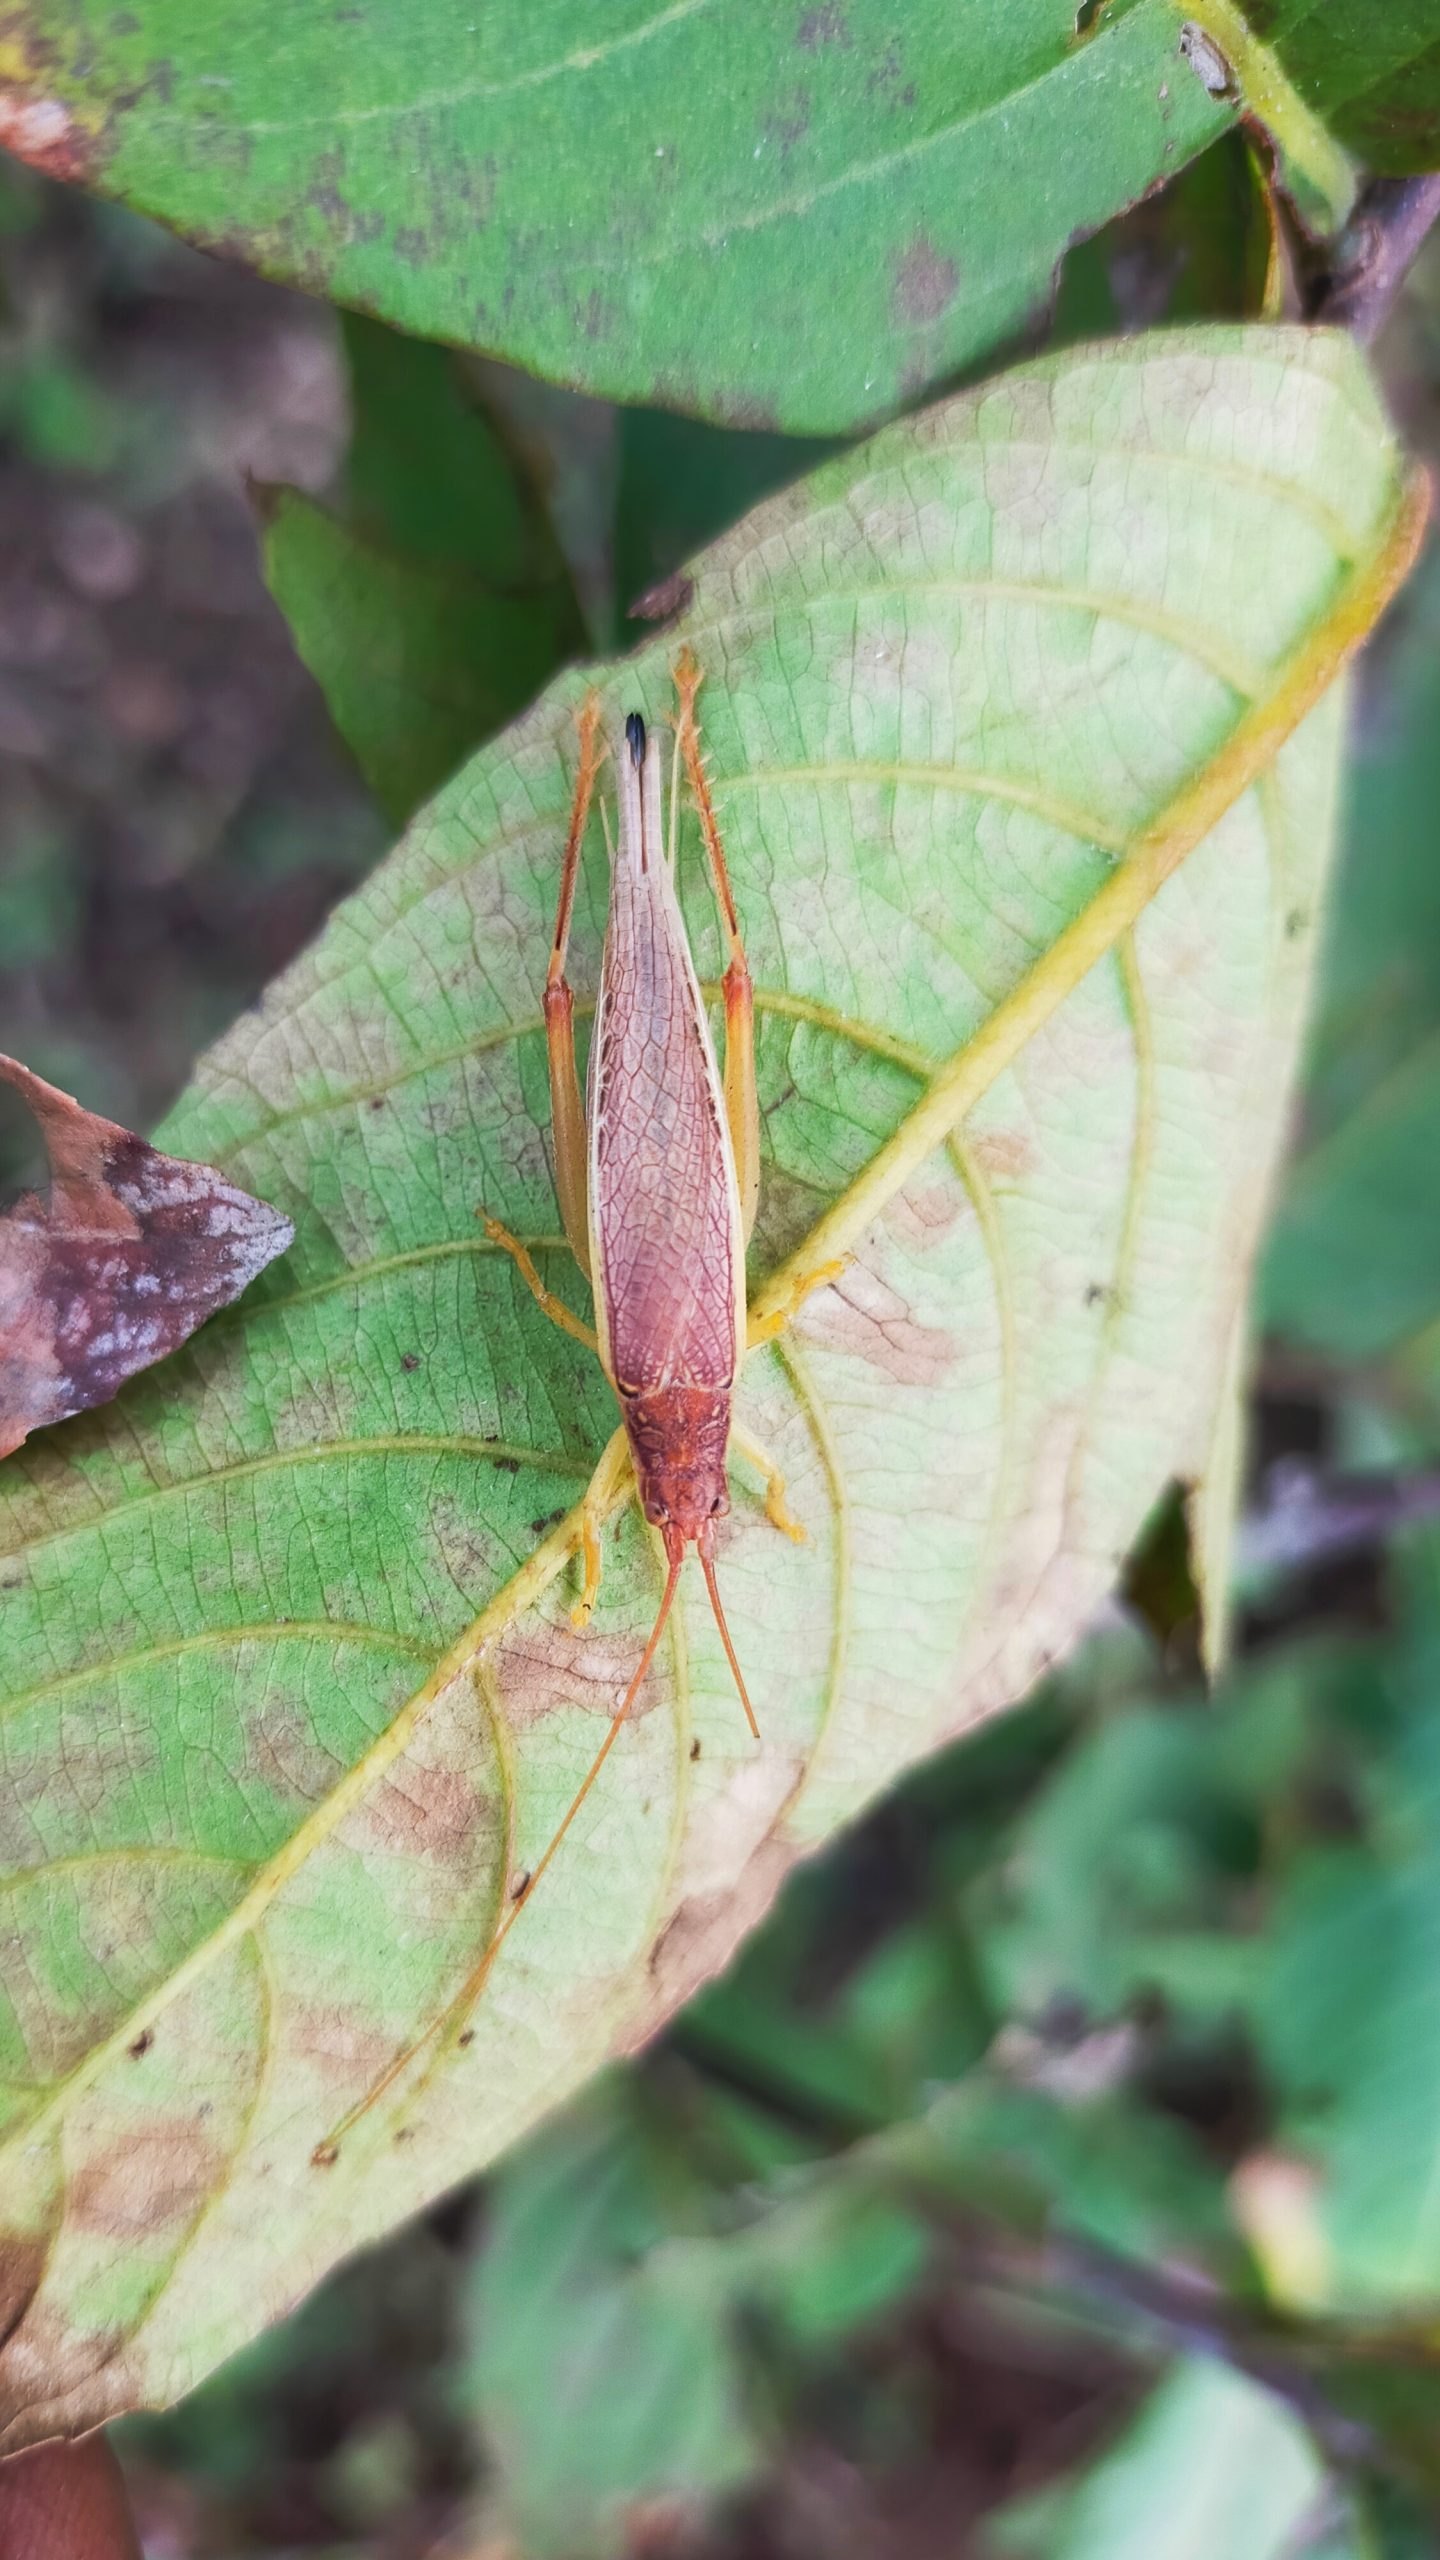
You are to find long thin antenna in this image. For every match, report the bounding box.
[311,1543,685,2168]
[698,1544,760,1738]
[494,1539,685,1947]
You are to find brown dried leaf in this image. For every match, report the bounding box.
[0,1055,293,1457]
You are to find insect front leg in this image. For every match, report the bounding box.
[729,1419,807,1544]
[481,1216,598,1353]
[672,648,762,1243]
[571,1424,633,1628]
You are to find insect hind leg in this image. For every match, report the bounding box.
[672,648,762,1243]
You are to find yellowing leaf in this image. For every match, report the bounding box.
[0,328,1421,2442]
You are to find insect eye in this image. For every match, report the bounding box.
[709,1493,724,1514]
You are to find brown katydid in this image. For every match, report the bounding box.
[314,650,843,2165]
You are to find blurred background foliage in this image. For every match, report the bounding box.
[6,118,1440,2560]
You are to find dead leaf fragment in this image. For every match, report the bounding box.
[0,1055,292,1458]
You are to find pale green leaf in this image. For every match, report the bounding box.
[0,329,1418,2440]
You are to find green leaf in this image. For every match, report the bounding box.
[260,319,585,824]
[0,329,1418,2439]
[1171,1,1358,234]
[1263,552,1440,1362]
[261,488,581,826]
[1259,1,1440,178]
[465,2095,761,2559]
[0,0,1230,434]
[987,2360,1325,2560]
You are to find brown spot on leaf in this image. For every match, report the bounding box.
[894,237,960,326]
[127,2029,154,2061]
[968,1126,1035,1182]
[628,571,695,628]
[889,1180,965,1251]
[626,1834,793,2045]
[805,1268,957,1390]
[363,1759,480,1861]
[0,1052,292,1459]
[0,90,95,184]
[0,2231,49,2355]
[495,1604,671,1729]
[68,2120,218,2241]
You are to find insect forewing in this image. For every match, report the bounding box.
[587,726,747,1399]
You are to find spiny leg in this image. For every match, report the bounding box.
[544,692,606,1279]
[482,1215,597,1355]
[730,1419,806,1543]
[672,648,762,1243]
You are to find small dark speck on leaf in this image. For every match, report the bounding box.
[689,1738,702,1762]
[401,1352,420,1372]
[530,1509,566,1534]
[511,1869,532,1900]
[394,2126,414,2144]
[1286,909,1309,939]
[128,2029,153,2059]
[1085,1282,1108,1307]
[458,2028,475,2048]
[369,1096,385,1112]
[494,1455,520,1475]
[312,2141,339,2169]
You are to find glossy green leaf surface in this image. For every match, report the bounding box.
[0,329,1416,2439]
[0,0,1228,433]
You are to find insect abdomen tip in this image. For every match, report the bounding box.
[625,710,647,767]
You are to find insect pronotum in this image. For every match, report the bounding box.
[315,650,843,2165]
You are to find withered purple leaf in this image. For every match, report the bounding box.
[0,1054,292,1459]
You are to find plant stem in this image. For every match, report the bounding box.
[1310,176,1440,342]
